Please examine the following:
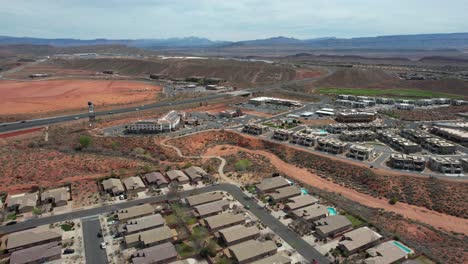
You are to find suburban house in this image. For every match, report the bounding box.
[125,226,176,248]
[193,200,230,218]
[250,254,291,264]
[267,185,301,203]
[1,226,62,252]
[203,212,246,231]
[185,192,224,207]
[102,178,125,196]
[291,204,328,222]
[184,166,207,182]
[228,240,277,264]
[117,204,154,223]
[125,214,166,235]
[8,242,62,264]
[131,242,178,264]
[166,170,190,185]
[256,176,290,194]
[143,172,169,188]
[40,187,70,207]
[5,192,39,214]
[314,215,352,238]
[364,241,409,264]
[218,225,260,246]
[338,227,382,255]
[122,177,147,194]
[285,195,319,211]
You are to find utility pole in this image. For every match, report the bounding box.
[44,126,49,142]
[88,101,96,127]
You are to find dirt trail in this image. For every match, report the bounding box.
[204,144,468,235]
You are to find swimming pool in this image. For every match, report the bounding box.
[300,188,309,195]
[327,207,337,215]
[392,241,412,254]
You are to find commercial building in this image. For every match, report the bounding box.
[102,178,125,196]
[347,145,374,161]
[166,170,190,185]
[186,192,224,207]
[248,97,301,107]
[218,225,260,246]
[428,157,463,174]
[338,227,382,255]
[420,137,457,154]
[316,138,348,154]
[388,154,426,171]
[228,240,277,264]
[5,192,38,214]
[125,214,166,235]
[40,187,70,207]
[285,195,319,211]
[203,212,245,231]
[267,186,301,203]
[131,242,178,264]
[126,110,185,134]
[272,129,292,141]
[184,166,207,183]
[291,204,328,222]
[125,226,176,248]
[1,226,62,252]
[314,215,353,238]
[364,241,409,264]
[242,124,268,135]
[326,123,348,134]
[377,132,421,154]
[339,130,376,142]
[143,172,169,188]
[335,110,376,123]
[431,126,468,147]
[255,176,290,194]
[193,199,230,218]
[122,177,146,194]
[117,204,154,223]
[9,242,62,264]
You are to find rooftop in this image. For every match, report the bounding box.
[186,192,224,207]
[219,225,260,244]
[268,185,301,201]
[126,214,165,234]
[2,226,62,250]
[102,178,125,193]
[122,176,146,191]
[339,227,382,253]
[117,204,154,222]
[40,187,69,203]
[365,241,409,264]
[166,170,190,183]
[144,172,168,185]
[9,242,61,264]
[292,204,328,221]
[131,242,177,264]
[5,192,38,210]
[194,199,230,217]
[184,166,207,180]
[204,212,245,230]
[229,240,277,263]
[285,195,319,211]
[314,215,352,235]
[125,226,174,246]
[256,176,290,192]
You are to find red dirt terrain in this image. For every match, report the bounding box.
[0,79,161,115]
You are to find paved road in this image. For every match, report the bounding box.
[0,183,328,264]
[82,217,108,264]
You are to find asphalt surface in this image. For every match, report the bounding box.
[82,217,108,264]
[0,183,328,264]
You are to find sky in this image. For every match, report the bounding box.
[1,0,467,41]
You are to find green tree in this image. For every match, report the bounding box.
[79,135,92,148]
[235,159,252,172]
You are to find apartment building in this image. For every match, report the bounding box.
[377,131,421,154]
[242,124,268,135]
[316,138,348,154]
[289,132,315,147]
[400,129,433,144]
[326,123,348,134]
[272,129,292,141]
[347,145,374,161]
[388,154,426,171]
[431,126,468,147]
[461,158,468,172]
[335,110,376,123]
[428,157,463,174]
[395,103,415,110]
[339,130,376,142]
[421,137,457,154]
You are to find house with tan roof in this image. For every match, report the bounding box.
[194,199,230,218]
[125,226,176,248]
[291,204,328,222]
[9,242,62,264]
[338,227,383,255]
[314,215,352,238]
[184,166,207,182]
[117,204,154,223]
[143,172,169,188]
[255,176,290,194]
[267,185,301,203]
[185,192,224,207]
[166,170,190,184]
[41,187,70,207]
[250,253,291,264]
[125,213,165,235]
[364,241,409,264]
[1,226,62,252]
[131,242,178,264]
[285,195,319,211]
[122,176,146,194]
[218,225,260,246]
[228,240,277,264]
[102,178,125,196]
[203,212,245,231]
[5,192,38,214]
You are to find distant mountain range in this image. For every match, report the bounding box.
[1,33,468,50]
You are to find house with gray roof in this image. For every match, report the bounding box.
[41,187,70,207]
[131,242,178,264]
[203,212,245,231]
[122,176,146,194]
[125,226,176,248]
[5,192,38,214]
[166,170,190,184]
[117,204,154,223]
[314,215,352,238]
[9,242,62,264]
[291,204,328,222]
[102,178,125,196]
[228,240,277,264]
[218,225,260,246]
[256,176,290,193]
[285,195,319,211]
[125,213,165,235]
[364,241,409,264]
[194,199,230,218]
[1,226,62,252]
[338,227,382,255]
[144,172,169,188]
[267,185,301,203]
[185,192,224,207]
[184,166,207,182]
[250,253,291,264]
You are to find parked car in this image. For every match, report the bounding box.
[100,242,107,249]
[63,248,75,254]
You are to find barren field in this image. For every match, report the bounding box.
[0,79,161,115]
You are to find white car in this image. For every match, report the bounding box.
[100,242,107,249]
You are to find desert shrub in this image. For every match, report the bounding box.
[389,197,398,205]
[79,136,92,149]
[235,159,252,171]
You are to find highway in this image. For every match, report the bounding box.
[0,183,329,264]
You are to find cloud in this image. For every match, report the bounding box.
[0,0,467,40]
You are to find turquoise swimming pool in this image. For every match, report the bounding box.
[392,241,412,254]
[327,207,337,215]
[300,188,309,195]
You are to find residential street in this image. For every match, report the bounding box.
[82,216,108,264]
